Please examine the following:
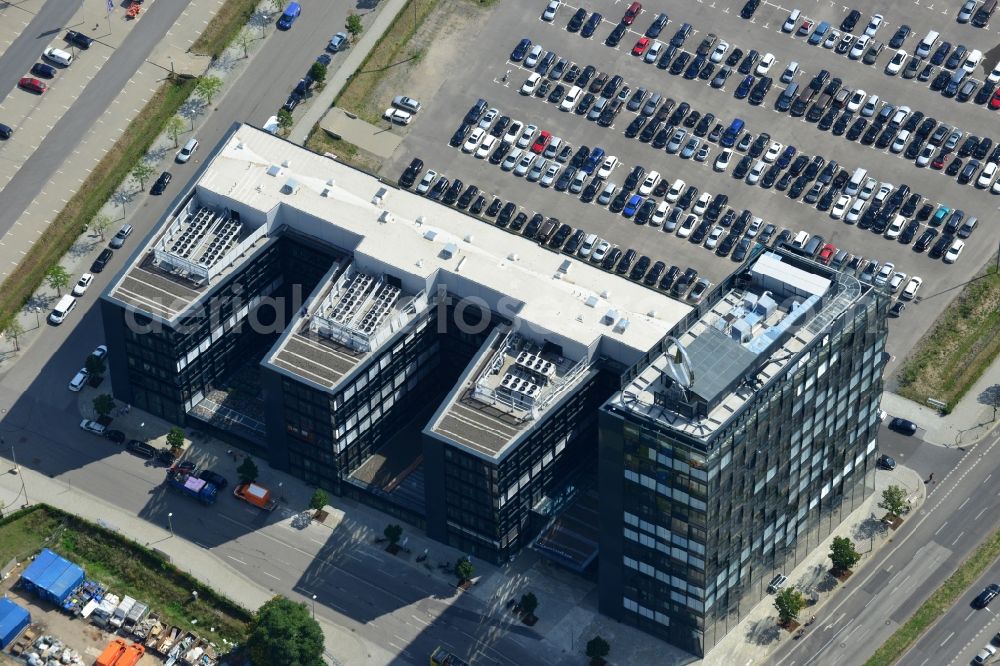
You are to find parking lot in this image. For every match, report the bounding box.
[382,0,1000,363]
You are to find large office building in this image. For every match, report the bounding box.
[598,250,888,655]
[100,126,888,656]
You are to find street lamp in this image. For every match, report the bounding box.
[311,594,316,618]
[167,512,173,535]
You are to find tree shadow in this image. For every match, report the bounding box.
[67,239,100,259]
[745,616,781,646]
[853,516,889,542]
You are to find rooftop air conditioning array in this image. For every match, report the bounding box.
[357,283,400,335]
[514,351,555,380]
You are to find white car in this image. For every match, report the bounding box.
[847,89,866,112]
[710,41,729,64]
[80,419,106,435]
[782,10,799,32]
[666,179,686,202]
[989,63,1000,84]
[415,169,438,194]
[916,145,934,168]
[644,41,663,64]
[597,156,619,179]
[884,215,905,239]
[651,202,669,227]
[503,120,522,145]
[845,198,866,223]
[849,34,869,60]
[823,30,839,50]
[885,50,906,76]
[384,107,412,125]
[524,45,543,68]
[963,49,982,74]
[902,276,923,299]
[592,240,612,263]
[864,13,883,37]
[831,195,851,219]
[763,141,783,163]
[638,171,661,196]
[478,108,499,130]
[521,72,542,95]
[873,183,893,205]
[944,239,965,263]
[888,271,907,293]
[542,0,559,21]
[746,160,766,185]
[890,130,910,154]
[513,152,536,176]
[704,226,725,250]
[72,273,94,297]
[874,262,895,287]
[475,135,497,159]
[516,124,538,149]
[176,138,199,163]
[860,93,879,117]
[977,162,998,188]
[755,53,775,76]
[858,177,878,200]
[677,215,697,238]
[692,192,712,216]
[68,369,89,392]
[714,148,733,172]
[746,217,762,237]
[462,127,485,153]
[91,345,108,361]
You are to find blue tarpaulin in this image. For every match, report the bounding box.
[20,548,85,605]
[0,598,29,648]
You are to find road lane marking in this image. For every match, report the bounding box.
[227,555,247,565]
[262,571,280,580]
[940,630,954,646]
[975,507,989,520]
[934,521,948,535]
[958,497,971,510]
[951,531,965,546]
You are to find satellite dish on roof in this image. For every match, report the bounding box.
[663,336,694,389]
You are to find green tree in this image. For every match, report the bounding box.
[237,456,260,484]
[309,489,328,511]
[85,353,106,377]
[276,109,294,134]
[195,75,223,104]
[166,115,187,148]
[774,587,804,626]
[93,394,116,418]
[247,596,324,666]
[3,317,24,351]
[454,558,474,583]
[346,13,363,39]
[45,265,71,296]
[238,29,254,58]
[166,426,186,453]
[585,636,610,665]
[879,484,908,518]
[384,523,403,545]
[269,0,288,13]
[90,213,112,240]
[308,61,327,85]
[131,160,156,191]
[829,536,862,574]
[519,591,538,620]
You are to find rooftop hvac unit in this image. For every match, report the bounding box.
[281,178,300,195]
[379,210,394,224]
[281,159,291,168]
[613,318,630,334]
[442,243,458,259]
[464,234,474,244]
[603,309,619,325]
[585,295,599,308]
[266,165,282,177]
[423,229,437,241]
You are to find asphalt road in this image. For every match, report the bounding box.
[0,4,578,664]
[0,0,195,240]
[0,0,84,101]
[382,0,1000,370]
[772,427,1000,666]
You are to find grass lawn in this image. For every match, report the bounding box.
[866,524,1000,665]
[0,77,197,329]
[0,506,250,647]
[334,0,441,124]
[896,266,1000,411]
[192,0,262,58]
[305,125,383,175]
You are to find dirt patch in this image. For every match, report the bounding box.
[305,130,383,174]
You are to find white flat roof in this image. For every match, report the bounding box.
[189,126,690,357]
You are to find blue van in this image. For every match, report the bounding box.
[277,2,301,29]
[720,119,744,147]
[808,21,830,46]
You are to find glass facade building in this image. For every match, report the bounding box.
[598,249,889,656]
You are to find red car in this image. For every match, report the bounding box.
[622,1,642,25]
[990,88,1000,110]
[18,77,46,94]
[818,243,836,264]
[531,130,552,154]
[632,37,650,56]
[930,152,950,170]
[796,19,814,37]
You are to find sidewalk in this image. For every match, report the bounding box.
[882,345,1000,447]
[288,0,409,145]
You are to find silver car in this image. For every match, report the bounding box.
[680,137,701,159]
[539,162,561,187]
[526,157,547,182]
[666,128,687,154]
[597,182,617,205]
[514,152,536,176]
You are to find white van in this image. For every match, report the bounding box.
[42,47,73,66]
[963,49,983,74]
[782,9,801,32]
[791,230,810,248]
[915,30,939,59]
[845,168,868,196]
[560,85,582,112]
[49,294,76,325]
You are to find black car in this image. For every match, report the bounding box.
[738,50,759,75]
[489,142,511,165]
[449,124,469,147]
[840,9,861,32]
[198,470,229,490]
[456,184,479,209]
[741,0,760,18]
[974,137,993,160]
[126,439,157,459]
[975,82,996,106]
[510,212,527,232]
[629,255,651,281]
[832,112,853,136]
[524,213,543,238]
[931,41,951,66]
[899,220,920,244]
[888,24,910,48]
[282,91,303,112]
[615,248,637,275]
[602,247,622,271]
[623,165,646,191]
[65,30,93,49]
[581,180,602,203]
[497,202,516,227]
[638,119,662,143]
[646,12,668,38]
[31,62,56,79]
[469,195,486,216]
[606,22,627,47]
[694,113,714,137]
[914,228,938,252]
[860,124,881,146]
[91,248,113,273]
[567,8,587,32]
[677,186,698,210]
[930,70,950,92]
[658,265,680,291]
[748,133,770,158]
[104,429,125,444]
[733,155,753,179]
[150,171,173,195]
[946,157,964,177]
[644,261,666,286]
[818,108,838,131]
[972,584,1000,609]
[485,197,503,217]
[581,13,602,38]
[575,92,596,115]
[576,65,596,89]
[683,110,701,129]
[929,234,952,259]
[609,190,630,213]
[555,167,575,192]
[0,124,10,140]
[670,52,691,75]
[428,177,449,201]
[748,77,772,105]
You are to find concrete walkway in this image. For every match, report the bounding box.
[288,0,409,145]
